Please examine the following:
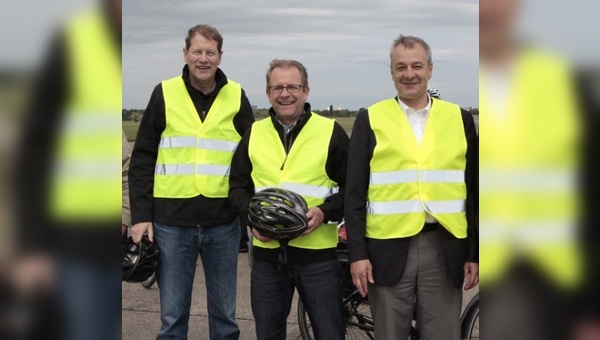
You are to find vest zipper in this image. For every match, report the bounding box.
[280,128,295,170]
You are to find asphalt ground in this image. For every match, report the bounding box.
[122,252,305,340]
[122,251,478,340]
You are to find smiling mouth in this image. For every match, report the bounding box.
[196,66,210,71]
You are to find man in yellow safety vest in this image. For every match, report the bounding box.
[229,59,348,339]
[345,35,479,340]
[129,24,254,339]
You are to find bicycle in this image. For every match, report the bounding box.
[297,224,479,340]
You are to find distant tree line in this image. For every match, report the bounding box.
[123,106,477,121]
[123,109,145,122]
[253,106,363,119]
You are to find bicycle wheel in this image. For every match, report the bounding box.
[460,293,479,340]
[298,250,374,339]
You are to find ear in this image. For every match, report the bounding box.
[427,62,433,79]
[183,47,187,60]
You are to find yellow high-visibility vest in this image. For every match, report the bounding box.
[153,77,241,198]
[479,49,581,288]
[49,10,121,222]
[366,98,467,239]
[249,114,338,249]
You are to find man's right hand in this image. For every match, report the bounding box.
[132,222,153,243]
[251,228,272,243]
[351,259,374,297]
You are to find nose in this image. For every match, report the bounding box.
[198,52,209,63]
[405,67,415,78]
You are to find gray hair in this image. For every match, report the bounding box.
[390,35,432,65]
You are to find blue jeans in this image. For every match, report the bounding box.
[251,257,344,340]
[153,219,241,340]
[59,260,121,340]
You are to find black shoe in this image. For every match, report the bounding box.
[239,243,249,253]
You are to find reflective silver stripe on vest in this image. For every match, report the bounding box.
[63,113,121,133]
[158,137,238,152]
[159,136,197,148]
[196,164,230,176]
[423,200,465,214]
[155,163,230,176]
[198,139,238,152]
[255,183,339,200]
[420,170,464,183]
[367,199,465,215]
[370,169,464,185]
[480,220,575,244]
[370,170,418,185]
[155,164,196,175]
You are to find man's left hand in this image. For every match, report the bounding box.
[463,262,479,290]
[301,207,324,236]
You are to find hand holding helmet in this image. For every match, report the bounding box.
[248,188,309,242]
[122,234,159,283]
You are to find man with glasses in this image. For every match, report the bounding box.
[229,59,348,339]
[129,24,254,339]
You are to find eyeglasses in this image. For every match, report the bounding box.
[268,84,303,94]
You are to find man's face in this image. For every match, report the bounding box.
[480,0,520,53]
[266,66,309,123]
[183,33,222,87]
[390,44,432,106]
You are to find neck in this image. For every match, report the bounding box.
[480,37,518,69]
[400,95,429,110]
[278,116,300,127]
[190,77,216,94]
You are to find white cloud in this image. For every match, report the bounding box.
[123,0,479,109]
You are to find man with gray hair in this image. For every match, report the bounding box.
[345,35,479,339]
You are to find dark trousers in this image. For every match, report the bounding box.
[251,257,344,340]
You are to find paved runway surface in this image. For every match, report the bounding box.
[122,252,478,340]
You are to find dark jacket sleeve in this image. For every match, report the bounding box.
[128,84,166,225]
[462,109,479,262]
[233,89,255,137]
[345,111,373,263]
[228,126,255,227]
[317,122,349,223]
[14,32,68,253]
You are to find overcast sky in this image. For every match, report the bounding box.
[123,0,478,110]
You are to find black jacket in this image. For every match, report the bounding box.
[129,65,254,227]
[345,98,479,288]
[14,8,122,262]
[229,103,349,264]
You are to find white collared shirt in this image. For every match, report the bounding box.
[398,94,437,223]
[398,94,432,144]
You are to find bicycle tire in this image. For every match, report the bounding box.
[298,250,375,339]
[460,293,479,340]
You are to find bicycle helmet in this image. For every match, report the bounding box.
[248,188,308,241]
[122,234,159,283]
[427,87,441,99]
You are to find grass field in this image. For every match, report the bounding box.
[333,117,356,131]
[122,116,356,141]
[123,120,141,141]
